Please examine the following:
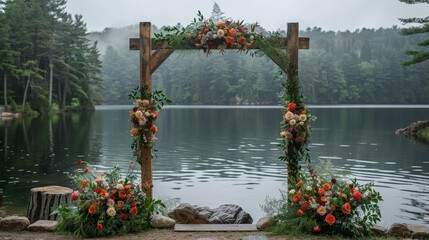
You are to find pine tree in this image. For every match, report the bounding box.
[210,2,225,23]
[399,0,429,65]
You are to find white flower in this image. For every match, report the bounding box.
[106,207,116,217]
[284,111,294,121]
[306,186,312,191]
[107,198,115,207]
[135,110,143,119]
[299,114,307,122]
[116,184,124,190]
[288,189,296,194]
[250,35,254,41]
[217,29,225,37]
[289,119,296,126]
[144,111,151,117]
[299,121,305,126]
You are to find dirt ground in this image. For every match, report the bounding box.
[0,229,317,240]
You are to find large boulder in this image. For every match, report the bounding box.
[170,203,253,224]
[408,224,429,239]
[0,216,30,231]
[151,214,176,228]
[388,223,411,238]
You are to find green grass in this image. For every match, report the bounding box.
[419,126,429,141]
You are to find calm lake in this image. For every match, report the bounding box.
[1,105,429,227]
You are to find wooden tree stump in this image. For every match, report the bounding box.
[26,186,73,223]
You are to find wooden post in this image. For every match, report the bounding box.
[140,22,153,198]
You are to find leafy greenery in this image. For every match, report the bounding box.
[399,0,429,65]
[54,160,164,237]
[0,0,103,113]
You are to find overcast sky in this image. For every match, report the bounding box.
[65,0,429,32]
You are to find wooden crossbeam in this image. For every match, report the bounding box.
[129,37,310,51]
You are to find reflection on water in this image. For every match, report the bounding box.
[1,106,429,227]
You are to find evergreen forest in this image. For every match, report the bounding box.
[1,0,429,112]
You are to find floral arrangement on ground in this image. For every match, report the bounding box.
[268,160,383,237]
[54,160,164,238]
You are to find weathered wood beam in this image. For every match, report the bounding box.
[139,22,153,199]
[150,43,175,74]
[129,37,310,50]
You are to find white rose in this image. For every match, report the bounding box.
[284,111,294,121]
[288,189,296,195]
[106,207,116,217]
[299,121,305,126]
[144,111,151,117]
[116,184,124,190]
[289,119,296,126]
[299,114,307,121]
[306,186,312,191]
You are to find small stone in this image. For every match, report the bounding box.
[151,214,176,228]
[256,216,272,231]
[388,223,411,238]
[27,220,57,232]
[240,235,270,240]
[407,224,429,239]
[0,216,30,231]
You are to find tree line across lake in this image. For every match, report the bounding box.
[1,0,429,114]
[99,24,429,105]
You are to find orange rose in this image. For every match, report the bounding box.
[81,179,89,188]
[293,194,301,203]
[130,206,138,216]
[124,185,132,190]
[295,180,304,188]
[100,189,107,198]
[330,204,336,211]
[342,202,351,215]
[238,36,246,44]
[88,204,96,214]
[320,196,327,202]
[117,201,124,208]
[317,206,326,216]
[130,128,139,136]
[217,22,225,29]
[84,167,89,173]
[323,183,331,190]
[226,36,234,44]
[318,188,325,195]
[131,201,137,207]
[119,190,127,199]
[325,213,336,226]
[297,209,303,216]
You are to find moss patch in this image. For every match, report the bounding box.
[419,126,429,141]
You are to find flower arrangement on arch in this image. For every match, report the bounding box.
[280,102,315,144]
[54,159,163,237]
[155,11,261,55]
[128,86,172,163]
[284,168,383,237]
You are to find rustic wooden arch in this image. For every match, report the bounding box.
[129,22,310,198]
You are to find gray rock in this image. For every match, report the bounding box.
[407,224,429,239]
[208,204,253,224]
[170,203,210,224]
[240,235,270,240]
[371,224,388,237]
[170,203,253,224]
[27,220,57,232]
[395,120,429,145]
[388,222,411,238]
[0,216,30,231]
[150,214,176,228]
[256,217,272,231]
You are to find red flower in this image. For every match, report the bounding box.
[93,187,101,194]
[342,202,351,214]
[88,205,96,214]
[297,209,303,216]
[318,188,325,196]
[295,180,304,188]
[217,22,225,29]
[353,189,362,201]
[117,201,124,208]
[150,125,158,134]
[293,194,301,202]
[226,36,234,44]
[349,183,354,189]
[313,226,321,233]
[71,191,79,201]
[81,179,89,188]
[288,102,297,111]
[238,36,246,44]
[84,167,89,173]
[130,206,138,216]
[119,190,127,199]
[322,183,331,190]
[325,213,336,225]
[97,223,103,231]
[100,189,107,198]
[331,178,337,184]
[301,201,310,212]
[330,204,336,211]
[229,28,236,37]
[120,213,127,220]
[124,185,133,190]
[296,136,305,142]
[132,106,138,112]
[77,159,83,165]
[131,201,137,207]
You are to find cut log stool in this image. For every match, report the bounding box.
[26,186,73,223]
